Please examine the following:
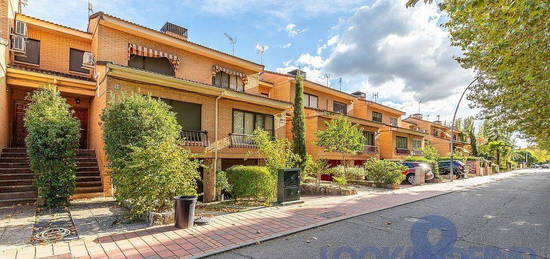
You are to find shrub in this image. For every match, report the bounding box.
[364,158,406,185]
[216,170,232,195]
[24,86,80,208]
[102,93,199,220]
[226,166,275,201]
[115,141,199,220]
[421,145,441,179]
[303,155,328,185]
[332,176,347,186]
[404,156,431,162]
[252,129,300,177]
[324,165,367,183]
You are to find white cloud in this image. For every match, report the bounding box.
[285,24,307,37]
[282,43,292,48]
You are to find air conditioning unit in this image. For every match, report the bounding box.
[10,35,26,53]
[15,21,27,36]
[82,52,95,69]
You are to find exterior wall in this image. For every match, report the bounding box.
[379,127,426,160]
[17,24,92,76]
[0,0,20,149]
[95,25,259,91]
[88,65,109,195]
[366,105,402,125]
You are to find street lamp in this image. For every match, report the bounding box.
[449,77,478,181]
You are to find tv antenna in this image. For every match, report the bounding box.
[338,77,342,91]
[255,43,267,64]
[417,99,423,114]
[372,92,379,102]
[224,33,237,55]
[323,72,331,87]
[88,0,94,16]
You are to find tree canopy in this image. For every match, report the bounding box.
[407,0,550,150]
[317,116,366,161]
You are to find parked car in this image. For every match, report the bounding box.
[401,161,434,184]
[438,160,466,177]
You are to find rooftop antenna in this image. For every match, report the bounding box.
[255,43,267,65]
[417,99,423,114]
[87,0,94,16]
[18,0,28,12]
[338,77,342,91]
[224,33,236,55]
[372,92,379,102]
[323,72,331,87]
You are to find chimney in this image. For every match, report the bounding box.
[434,115,442,125]
[412,113,423,119]
[160,22,188,40]
[352,91,366,99]
[288,69,306,78]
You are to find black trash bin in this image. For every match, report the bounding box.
[174,196,197,229]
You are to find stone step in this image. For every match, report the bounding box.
[76,171,100,177]
[77,167,99,172]
[0,153,27,158]
[76,181,102,188]
[76,176,101,182]
[0,173,34,180]
[0,185,36,193]
[0,163,29,168]
[0,198,36,208]
[1,148,26,153]
[0,168,32,174]
[0,191,37,200]
[74,186,103,194]
[0,179,34,186]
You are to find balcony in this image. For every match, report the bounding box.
[363,145,378,154]
[229,133,257,148]
[411,149,423,156]
[395,148,411,155]
[181,130,209,146]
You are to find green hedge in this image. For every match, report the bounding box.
[439,156,485,161]
[24,86,80,208]
[226,166,275,201]
[364,158,406,185]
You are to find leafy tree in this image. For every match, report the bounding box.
[24,86,80,208]
[317,116,366,164]
[479,140,512,170]
[102,94,199,220]
[253,129,300,177]
[458,116,478,156]
[302,155,328,186]
[292,73,307,169]
[421,144,440,178]
[406,0,550,149]
[511,150,538,166]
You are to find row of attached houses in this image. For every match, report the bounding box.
[0,3,469,206]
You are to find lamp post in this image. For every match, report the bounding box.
[450,77,478,181]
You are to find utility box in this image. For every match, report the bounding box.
[277,168,301,204]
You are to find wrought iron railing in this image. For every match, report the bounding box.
[181,130,209,146]
[395,148,411,155]
[229,133,257,148]
[363,145,378,154]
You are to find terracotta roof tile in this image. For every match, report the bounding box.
[10,64,95,82]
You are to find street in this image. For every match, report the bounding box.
[210,169,550,258]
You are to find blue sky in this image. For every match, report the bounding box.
[25,0,529,146]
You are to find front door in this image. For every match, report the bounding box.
[12,102,28,147]
[73,108,89,149]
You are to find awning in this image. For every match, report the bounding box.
[212,65,248,84]
[128,43,181,69]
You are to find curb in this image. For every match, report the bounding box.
[197,172,519,258]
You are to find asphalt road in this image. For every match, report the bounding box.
[209,169,550,258]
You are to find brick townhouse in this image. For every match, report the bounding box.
[0,1,467,206]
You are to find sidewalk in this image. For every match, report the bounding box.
[1,171,524,259]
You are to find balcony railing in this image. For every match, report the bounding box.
[395,148,411,155]
[181,130,209,147]
[363,145,378,154]
[411,149,423,156]
[229,133,257,148]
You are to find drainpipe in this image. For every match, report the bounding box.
[213,92,224,180]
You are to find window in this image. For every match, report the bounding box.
[363,131,375,146]
[69,48,89,73]
[396,136,408,149]
[232,110,274,135]
[412,139,422,150]
[212,71,244,92]
[304,93,318,108]
[15,38,40,65]
[161,99,201,131]
[128,55,175,76]
[390,117,398,126]
[333,101,347,115]
[372,111,382,122]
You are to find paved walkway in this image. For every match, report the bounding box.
[0,171,524,259]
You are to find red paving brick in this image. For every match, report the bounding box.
[0,174,515,259]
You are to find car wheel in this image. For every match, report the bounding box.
[407,174,415,184]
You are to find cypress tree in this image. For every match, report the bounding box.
[292,73,307,169]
